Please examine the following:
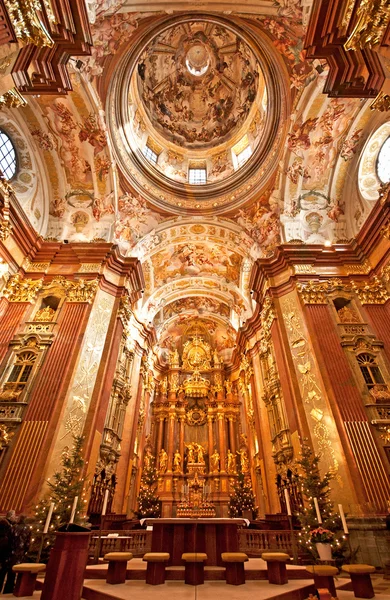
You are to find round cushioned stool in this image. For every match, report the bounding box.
[262,552,290,585]
[182,553,208,585]
[143,552,170,585]
[13,563,46,598]
[222,552,248,585]
[104,552,132,585]
[342,564,376,599]
[306,565,339,598]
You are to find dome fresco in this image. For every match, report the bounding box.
[136,21,260,149]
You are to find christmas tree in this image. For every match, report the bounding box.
[29,435,88,561]
[295,441,346,560]
[135,454,161,519]
[228,463,258,519]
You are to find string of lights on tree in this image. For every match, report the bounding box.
[295,441,349,562]
[228,460,258,519]
[29,435,88,561]
[135,454,161,519]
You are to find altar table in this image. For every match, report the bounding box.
[144,518,247,566]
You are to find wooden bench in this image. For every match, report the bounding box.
[104,552,132,584]
[342,564,376,599]
[262,552,290,585]
[182,553,208,585]
[143,552,170,585]
[12,563,46,597]
[222,552,248,585]
[306,565,339,597]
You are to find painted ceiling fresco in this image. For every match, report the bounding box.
[5,0,386,366]
[137,21,260,149]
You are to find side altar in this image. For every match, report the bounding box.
[141,331,253,517]
[144,518,247,566]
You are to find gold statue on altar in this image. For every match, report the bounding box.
[182,336,212,371]
[210,449,220,472]
[173,449,182,473]
[238,448,249,473]
[186,442,206,465]
[227,449,237,474]
[159,448,168,474]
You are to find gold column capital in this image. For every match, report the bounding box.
[2,274,43,302]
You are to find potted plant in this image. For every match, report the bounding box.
[310,527,334,560]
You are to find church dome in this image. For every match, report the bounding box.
[107,13,289,214]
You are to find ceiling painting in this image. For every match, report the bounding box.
[137,21,261,149]
[26,74,115,242]
[150,243,243,288]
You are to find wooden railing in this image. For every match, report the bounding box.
[239,529,297,556]
[89,530,152,558]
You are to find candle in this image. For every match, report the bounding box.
[69,496,78,524]
[338,503,349,534]
[102,489,109,516]
[43,502,55,534]
[284,489,292,516]
[313,498,322,523]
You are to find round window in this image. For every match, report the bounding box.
[377,136,390,184]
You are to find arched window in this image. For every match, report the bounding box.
[377,136,390,184]
[0,130,17,180]
[356,353,385,389]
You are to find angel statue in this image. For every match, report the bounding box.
[210,449,220,472]
[227,449,237,474]
[173,449,182,473]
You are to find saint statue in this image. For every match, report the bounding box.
[170,348,180,367]
[210,449,220,472]
[160,377,168,394]
[213,349,220,366]
[159,448,168,474]
[173,449,181,473]
[197,444,205,464]
[187,444,195,463]
[238,448,249,473]
[143,447,153,470]
[227,449,237,474]
[225,379,232,394]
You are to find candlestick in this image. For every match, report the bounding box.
[102,489,109,516]
[338,503,349,534]
[43,502,55,534]
[69,496,78,524]
[313,497,322,523]
[284,488,292,516]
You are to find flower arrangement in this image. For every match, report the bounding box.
[309,527,334,544]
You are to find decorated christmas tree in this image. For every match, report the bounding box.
[295,441,346,560]
[135,454,161,519]
[29,435,88,561]
[228,463,258,519]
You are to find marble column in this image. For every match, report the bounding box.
[167,411,176,473]
[156,417,165,456]
[217,413,227,473]
[207,414,214,463]
[228,417,236,454]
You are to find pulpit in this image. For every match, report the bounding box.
[145,518,247,566]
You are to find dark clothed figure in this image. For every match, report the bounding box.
[0,511,15,593]
[3,515,32,594]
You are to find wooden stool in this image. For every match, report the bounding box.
[104,552,132,585]
[306,565,339,598]
[262,552,290,585]
[13,563,46,597]
[182,553,208,585]
[143,552,170,585]
[222,552,248,585]
[342,564,376,599]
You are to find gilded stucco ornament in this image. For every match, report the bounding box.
[47,276,99,303]
[344,0,390,51]
[370,92,390,112]
[2,274,43,302]
[351,276,390,304]
[0,88,27,109]
[4,0,54,47]
[297,279,344,304]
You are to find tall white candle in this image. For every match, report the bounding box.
[102,489,109,516]
[284,488,292,516]
[338,503,349,534]
[43,502,55,534]
[313,497,322,523]
[69,496,78,524]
